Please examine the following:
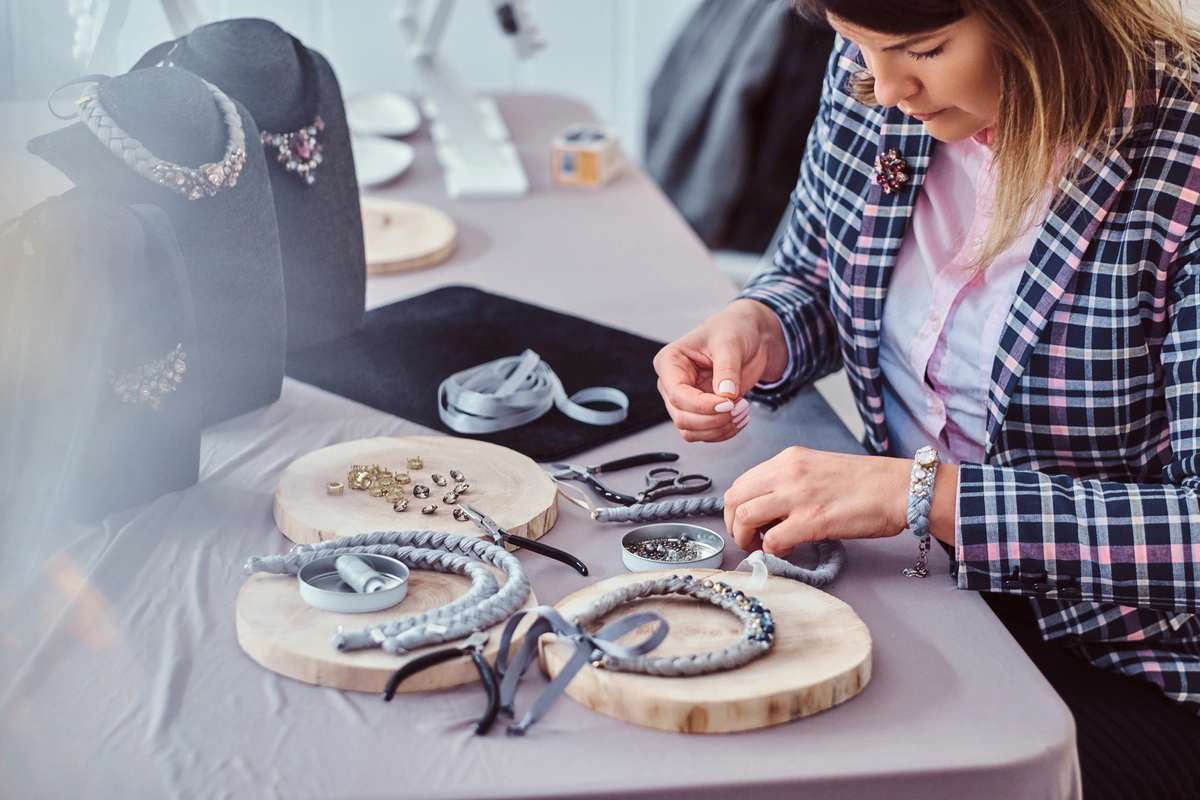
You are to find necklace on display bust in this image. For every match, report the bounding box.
[161,37,326,186]
[76,78,247,200]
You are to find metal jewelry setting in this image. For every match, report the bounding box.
[108,343,187,409]
[261,116,325,185]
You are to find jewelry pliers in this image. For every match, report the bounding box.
[382,630,500,735]
[458,502,589,576]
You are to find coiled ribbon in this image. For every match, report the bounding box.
[438,349,629,434]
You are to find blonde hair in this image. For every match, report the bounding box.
[796,0,1200,270]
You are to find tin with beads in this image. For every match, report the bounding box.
[620,523,725,572]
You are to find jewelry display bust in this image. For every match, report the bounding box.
[28,66,287,426]
[133,19,367,354]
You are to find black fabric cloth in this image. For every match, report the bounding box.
[285,285,670,462]
[0,194,201,522]
[985,593,1200,800]
[645,1,834,253]
[28,66,287,426]
[132,19,366,354]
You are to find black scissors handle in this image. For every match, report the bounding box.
[501,532,589,576]
[383,647,500,735]
[592,452,678,474]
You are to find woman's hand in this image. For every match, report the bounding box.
[724,446,912,557]
[653,299,790,442]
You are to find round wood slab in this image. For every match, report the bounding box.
[274,435,558,545]
[540,569,871,734]
[362,197,457,274]
[237,564,537,693]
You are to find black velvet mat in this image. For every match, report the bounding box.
[285,285,670,461]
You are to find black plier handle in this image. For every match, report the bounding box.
[382,631,500,735]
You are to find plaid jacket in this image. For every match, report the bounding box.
[742,37,1200,712]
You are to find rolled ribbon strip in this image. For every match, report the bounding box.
[335,555,388,593]
[438,349,629,434]
[495,605,669,736]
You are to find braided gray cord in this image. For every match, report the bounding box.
[245,530,530,655]
[573,574,772,676]
[76,79,246,196]
[593,496,725,522]
[592,497,846,587]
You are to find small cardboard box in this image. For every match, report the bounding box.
[550,125,625,188]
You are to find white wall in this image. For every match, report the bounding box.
[4,0,705,163]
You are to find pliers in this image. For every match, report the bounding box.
[457,502,589,576]
[382,630,500,735]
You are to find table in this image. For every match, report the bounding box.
[0,94,1080,799]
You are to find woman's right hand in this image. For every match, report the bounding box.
[653,299,789,443]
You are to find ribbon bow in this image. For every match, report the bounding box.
[495,605,669,735]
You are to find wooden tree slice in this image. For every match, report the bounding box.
[237,564,537,693]
[274,435,558,545]
[362,197,457,274]
[540,569,871,734]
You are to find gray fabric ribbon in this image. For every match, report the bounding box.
[438,349,629,434]
[495,605,668,736]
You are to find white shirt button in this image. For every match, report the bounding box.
[973,236,986,251]
[929,315,942,332]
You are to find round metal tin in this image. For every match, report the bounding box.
[620,523,726,572]
[297,554,410,613]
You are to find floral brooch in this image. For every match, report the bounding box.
[873,148,911,194]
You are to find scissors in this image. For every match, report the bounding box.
[457,502,589,576]
[548,452,712,507]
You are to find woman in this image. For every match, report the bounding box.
[653,1,1200,796]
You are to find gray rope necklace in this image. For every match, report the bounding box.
[76,78,247,200]
[554,485,847,587]
[244,530,531,655]
[495,572,774,735]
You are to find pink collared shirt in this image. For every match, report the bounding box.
[879,131,1045,465]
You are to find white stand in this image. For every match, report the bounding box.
[398,0,543,199]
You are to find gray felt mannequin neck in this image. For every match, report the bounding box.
[169,19,309,132]
[101,67,226,166]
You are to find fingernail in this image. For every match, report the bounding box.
[736,416,750,431]
[733,398,750,414]
[714,400,734,413]
[733,409,749,425]
[718,380,737,396]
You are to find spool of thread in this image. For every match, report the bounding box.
[336,555,388,593]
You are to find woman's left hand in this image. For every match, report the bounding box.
[724,446,911,557]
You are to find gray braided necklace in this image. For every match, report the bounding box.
[76,79,247,200]
[245,530,531,655]
[495,573,774,735]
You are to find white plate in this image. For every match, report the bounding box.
[352,136,416,187]
[345,91,422,137]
